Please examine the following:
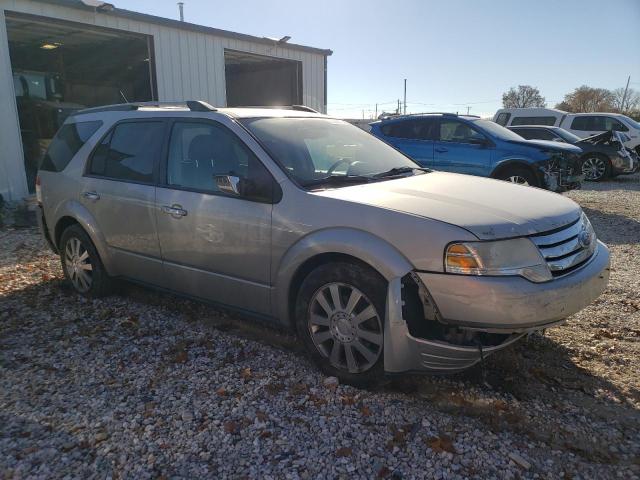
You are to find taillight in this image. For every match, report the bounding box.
[35,175,42,204]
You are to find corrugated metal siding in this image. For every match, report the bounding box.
[0,0,328,200]
[2,0,326,109]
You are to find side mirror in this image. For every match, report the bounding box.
[215,175,241,196]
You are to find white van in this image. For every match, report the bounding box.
[494,108,640,153]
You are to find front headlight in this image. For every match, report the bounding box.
[445,238,552,283]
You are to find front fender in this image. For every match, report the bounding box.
[273,227,413,326]
[53,200,114,275]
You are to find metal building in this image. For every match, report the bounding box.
[0,0,331,201]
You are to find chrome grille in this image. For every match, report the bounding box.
[530,215,597,276]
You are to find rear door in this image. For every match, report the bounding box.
[378,118,436,167]
[154,118,276,316]
[432,118,493,176]
[81,119,167,284]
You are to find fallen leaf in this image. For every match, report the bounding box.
[360,406,372,417]
[223,421,238,434]
[216,387,227,397]
[240,367,252,380]
[426,434,456,454]
[335,447,352,457]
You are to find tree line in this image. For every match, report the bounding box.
[502,84,640,119]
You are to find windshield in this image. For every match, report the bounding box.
[471,119,527,141]
[554,129,582,143]
[240,117,422,187]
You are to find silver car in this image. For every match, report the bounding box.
[36,101,610,385]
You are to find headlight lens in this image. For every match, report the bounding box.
[445,238,552,282]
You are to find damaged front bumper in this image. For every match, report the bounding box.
[611,152,640,175]
[383,241,610,373]
[540,152,584,192]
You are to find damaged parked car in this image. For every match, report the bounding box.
[37,102,609,385]
[508,126,639,181]
[370,113,583,191]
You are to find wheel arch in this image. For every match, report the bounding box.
[273,228,413,329]
[490,159,542,185]
[52,200,114,275]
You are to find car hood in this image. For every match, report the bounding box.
[507,138,582,153]
[313,172,581,240]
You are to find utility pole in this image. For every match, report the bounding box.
[621,75,631,112]
[403,79,407,115]
[375,103,378,119]
[397,99,401,115]
[466,106,471,115]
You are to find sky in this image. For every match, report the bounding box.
[115,0,640,119]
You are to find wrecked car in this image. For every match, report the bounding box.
[509,126,639,181]
[369,113,583,192]
[37,103,609,385]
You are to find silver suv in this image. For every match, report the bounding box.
[37,101,610,385]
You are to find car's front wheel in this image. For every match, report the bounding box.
[295,262,386,386]
[496,166,538,187]
[581,154,610,181]
[60,224,112,297]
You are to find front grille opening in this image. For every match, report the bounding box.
[550,256,592,277]
[401,274,509,347]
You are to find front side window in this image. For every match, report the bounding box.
[166,121,274,202]
[604,117,628,132]
[89,121,164,183]
[438,120,485,143]
[40,121,102,172]
[240,117,420,188]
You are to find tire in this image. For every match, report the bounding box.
[295,262,387,387]
[496,166,538,187]
[60,224,112,297]
[581,154,610,182]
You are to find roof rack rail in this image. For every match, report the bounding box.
[290,105,320,113]
[74,100,217,115]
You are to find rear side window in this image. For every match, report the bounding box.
[88,121,164,184]
[571,116,629,132]
[381,119,435,140]
[495,112,511,126]
[510,116,557,126]
[39,121,102,172]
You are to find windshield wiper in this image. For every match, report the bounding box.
[372,166,430,178]
[302,174,375,189]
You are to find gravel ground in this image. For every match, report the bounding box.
[1,175,639,479]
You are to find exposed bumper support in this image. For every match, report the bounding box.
[383,241,610,373]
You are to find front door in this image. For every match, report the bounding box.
[155,119,276,316]
[81,119,167,284]
[432,119,493,176]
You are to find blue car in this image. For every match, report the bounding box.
[369,113,583,191]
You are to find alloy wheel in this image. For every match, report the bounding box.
[506,175,529,185]
[64,237,93,292]
[582,157,607,181]
[307,282,383,373]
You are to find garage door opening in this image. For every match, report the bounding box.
[6,13,156,192]
[224,50,302,107]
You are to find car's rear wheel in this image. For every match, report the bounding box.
[581,154,610,181]
[496,166,538,187]
[295,262,386,386]
[60,224,112,297]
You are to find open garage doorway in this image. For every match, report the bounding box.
[6,13,156,192]
[224,50,302,108]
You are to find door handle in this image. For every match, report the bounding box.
[162,204,188,218]
[82,191,100,201]
[435,147,448,153]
